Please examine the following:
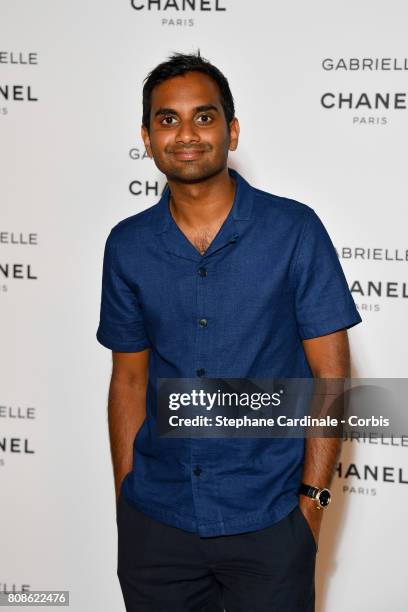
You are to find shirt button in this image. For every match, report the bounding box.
[198,267,207,277]
[198,318,208,328]
[196,368,205,377]
[193,467,202,476]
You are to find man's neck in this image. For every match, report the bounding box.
[167,167,236,229]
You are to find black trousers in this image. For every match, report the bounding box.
[116,493,316,612]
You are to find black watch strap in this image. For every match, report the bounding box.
[299,483,320,499]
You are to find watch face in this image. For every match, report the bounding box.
[318,489,331,507]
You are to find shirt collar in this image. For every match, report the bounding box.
[151,167,254,236]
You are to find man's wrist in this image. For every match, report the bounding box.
[299,482,332,509]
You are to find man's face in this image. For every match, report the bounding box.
[141,71,239,183]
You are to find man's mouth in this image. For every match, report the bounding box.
[171,148,208,161]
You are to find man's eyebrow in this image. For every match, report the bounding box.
[195,104,219,113]
[154,107,177,118]
[154,104,219,118]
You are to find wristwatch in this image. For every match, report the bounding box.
[299,483,331,509]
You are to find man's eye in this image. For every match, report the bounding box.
[197,114,213,124]
[161,116,177,125]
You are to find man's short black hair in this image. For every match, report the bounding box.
[142,51,235,131]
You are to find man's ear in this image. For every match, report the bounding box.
[141,125,153,158]
[228,117,240,152]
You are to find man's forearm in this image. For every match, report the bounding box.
[301,330,350,490]
[299,395,344,544]
[301,377,347,489]
[299,330,351,545]
[108,378,147,499]
[301,437,342,490]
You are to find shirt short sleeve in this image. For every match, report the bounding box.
[293,208,362,340]
[96,229,151,352]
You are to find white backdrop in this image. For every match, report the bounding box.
[1,1,407,610]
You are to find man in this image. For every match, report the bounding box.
[96,52,362,611]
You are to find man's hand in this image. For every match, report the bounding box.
[299,495,323,549]
[115,473,127,502]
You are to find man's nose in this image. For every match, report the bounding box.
[175,119,200,144]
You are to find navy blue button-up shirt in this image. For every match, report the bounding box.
[96,168,362,537]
